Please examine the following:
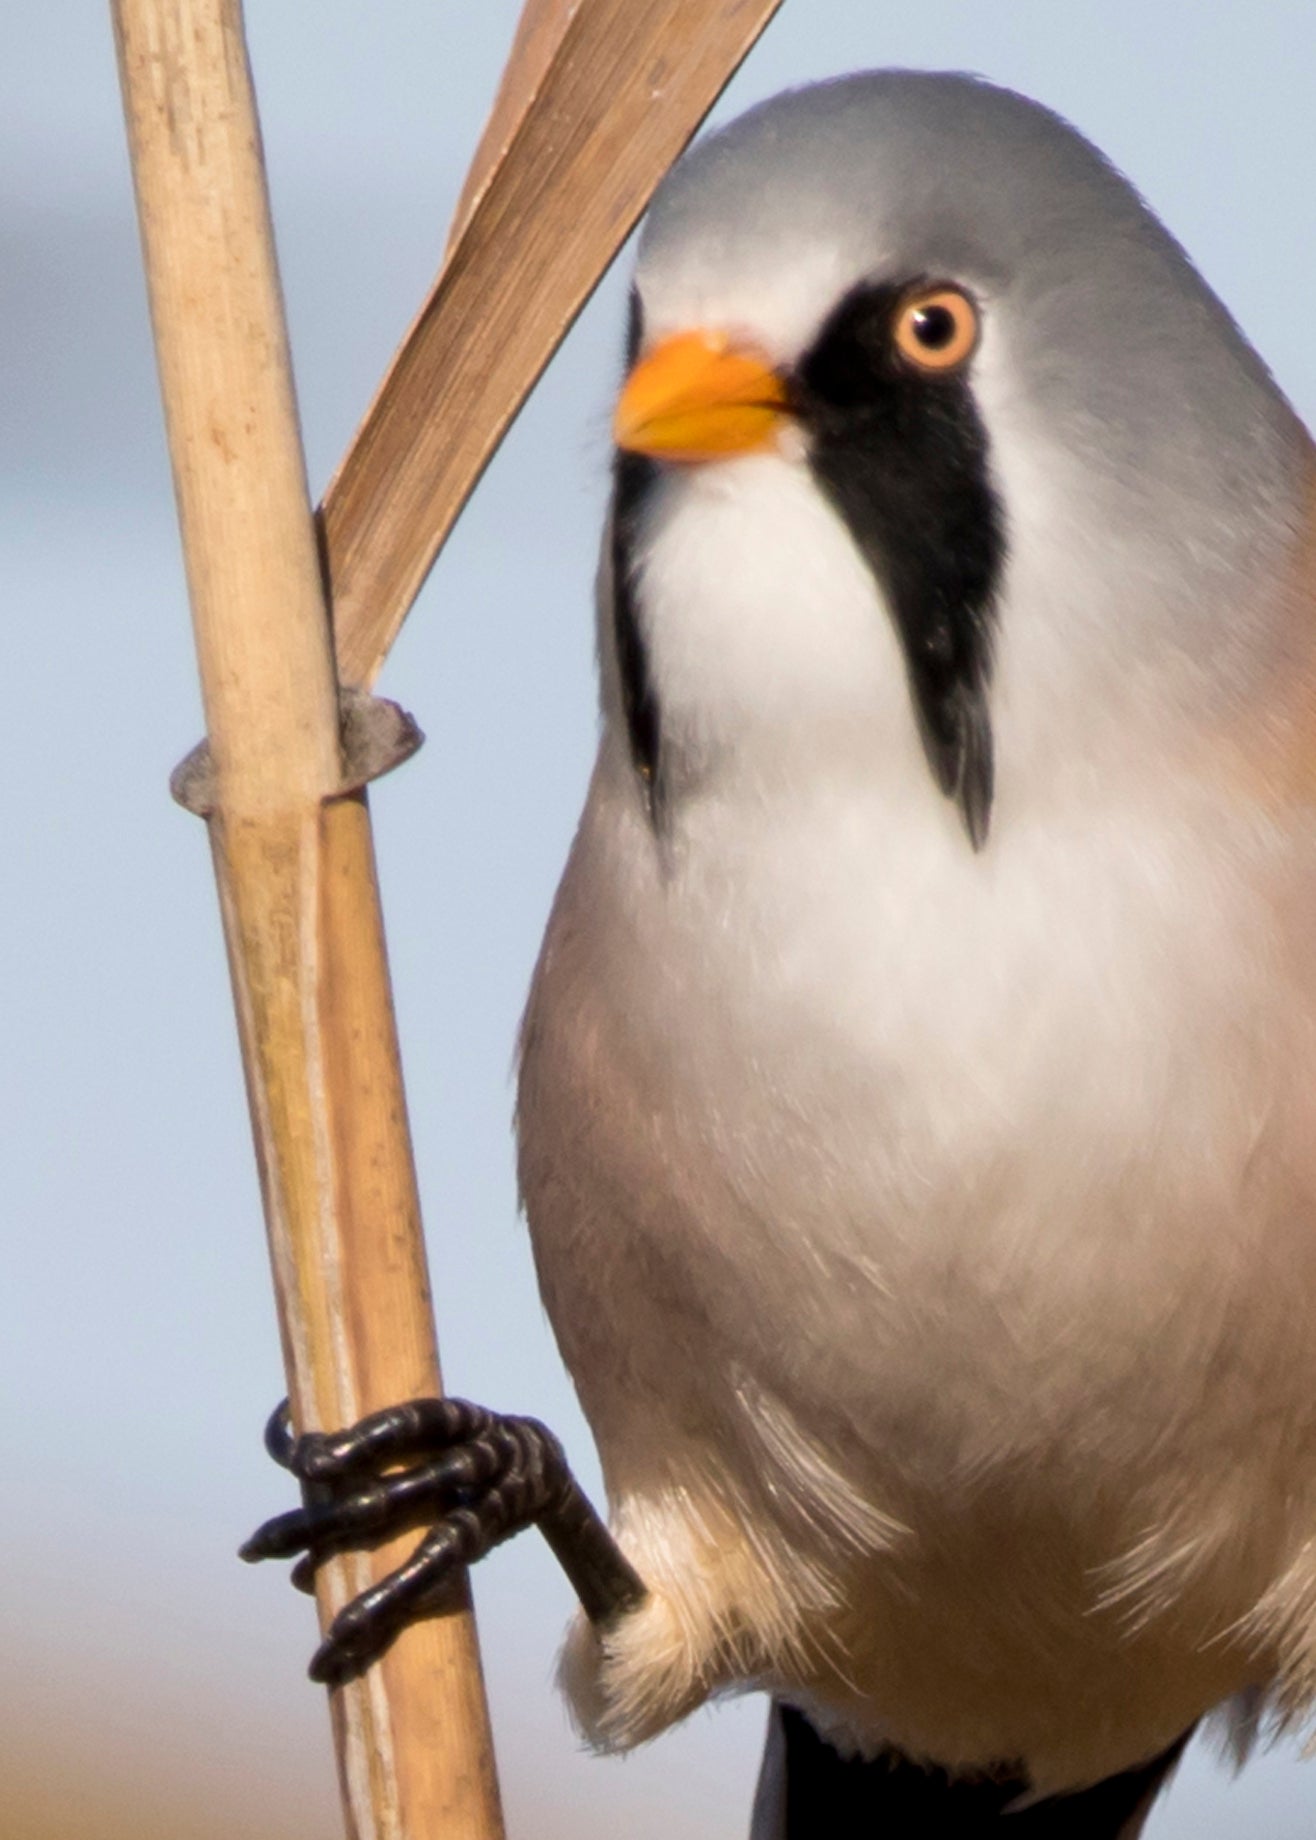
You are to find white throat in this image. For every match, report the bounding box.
[626,450,940,814]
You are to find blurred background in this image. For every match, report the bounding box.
[4,3,1316,1835]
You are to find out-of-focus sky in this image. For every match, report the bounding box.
[4,4,1316,1837]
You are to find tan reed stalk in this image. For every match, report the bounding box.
[112,0,782,1834]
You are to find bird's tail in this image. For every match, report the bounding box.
[750,1703,1192,1838]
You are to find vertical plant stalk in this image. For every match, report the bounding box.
[111,4,505,1836]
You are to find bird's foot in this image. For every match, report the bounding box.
[241,1397,646,1685]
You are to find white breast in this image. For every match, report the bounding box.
[520,453,1316,1786]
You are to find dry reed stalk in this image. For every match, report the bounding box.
[112,0,782,1835]
[112,5,503,1835]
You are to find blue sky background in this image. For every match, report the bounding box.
[4,4,1316,1835]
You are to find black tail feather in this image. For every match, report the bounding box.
[751,1703,1192,1838]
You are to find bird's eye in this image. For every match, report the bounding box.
[893,287,979,372]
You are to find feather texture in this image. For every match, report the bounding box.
[517,70,1316,1803]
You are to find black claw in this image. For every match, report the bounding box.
[308,1520,474,1684]
[243,1394,647,1683]
[289,1552,318,1595]
[239,1503,318,1563]
[308,1640,351,1687]
[263,1398,297,1468]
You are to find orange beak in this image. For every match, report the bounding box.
[613,331,792,464]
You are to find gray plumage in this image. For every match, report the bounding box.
[517,71,1316,1831]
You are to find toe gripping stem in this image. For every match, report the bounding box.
[242,1398,646,1685]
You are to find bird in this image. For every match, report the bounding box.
[245,70,1316,1837]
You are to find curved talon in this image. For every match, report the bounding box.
[308,1512,490,1685]
[309,1597,396,1685]
[239,1503,320,1563]
[263,1398,296,1468]
[290,1552,318,1595]
[243,1394,647,1680]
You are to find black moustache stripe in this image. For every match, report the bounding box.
[795,279,1005,848]
[607,278,1005,846]
[611,447,664,815]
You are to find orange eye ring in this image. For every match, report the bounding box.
[893,286,980,372]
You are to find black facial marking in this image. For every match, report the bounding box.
[610,447,663,817]
[624,286,644,369]
[794,280,1005,848]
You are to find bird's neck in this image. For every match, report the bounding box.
[605,438,1311,834]
[612,453,935,811]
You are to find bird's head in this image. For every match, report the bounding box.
[604,72,1307,847]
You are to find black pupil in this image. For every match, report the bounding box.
[911,304,956,350]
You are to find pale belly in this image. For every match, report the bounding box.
[517,774,1316,1784]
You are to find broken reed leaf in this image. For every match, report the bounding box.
[321,0,785,686]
